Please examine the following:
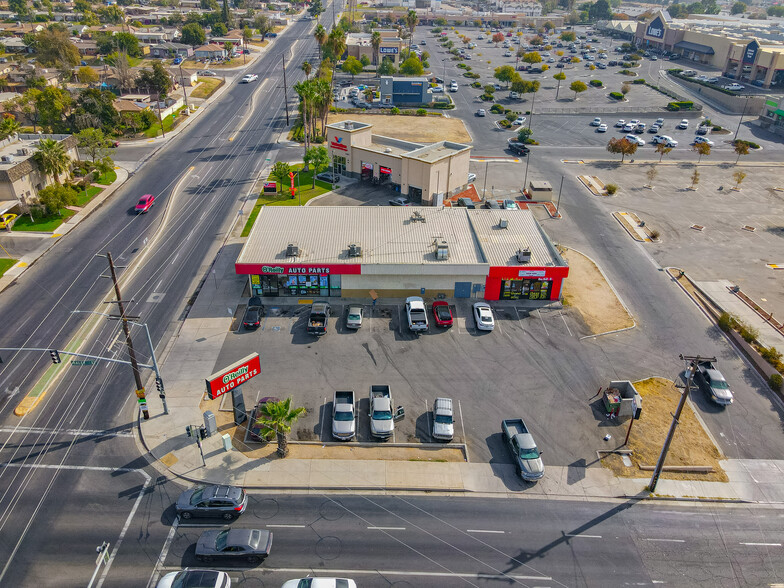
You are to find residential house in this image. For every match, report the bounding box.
[194,44,227,60]
[167,68,197,87]
[72,39,99,57]
[113,99,148,115]
[1,37,32,54]
[132,26,179,45]
[149,42,193,59]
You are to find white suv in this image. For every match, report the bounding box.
[652,135,678,147]
[241,74,258,83]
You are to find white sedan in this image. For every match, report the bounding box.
[693,136,715,146]
[241,74,258,83]
[590,117,601,126]
[473,302,495,331]
[723,83,745,91]
[596,123,608,132]
[624,134,645,146]
[513,116,526,126]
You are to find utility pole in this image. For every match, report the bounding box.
[282,53,290,126]
[648,354,715,492]
[100,252,149,420]
[523,151,531,195]
[178,64,189,111]
[556,174,564,214]
[155,93,166,139]
[733,94,751,142]
[527,90,536,130]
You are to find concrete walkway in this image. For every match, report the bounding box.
[695,280,784,350]
[137,240,784,504]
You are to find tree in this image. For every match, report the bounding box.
[324,28,346,63]
[543,20,555,31]
[211,21,228,37]
[114,32,141,57]
[76,66,98,84]
[553,71,566,99]
[254,15,272,41]
[33,138,71,184]
[113,51,135,95]
[314,24,327,59]
[37,183,78,217]
[517,127,533,143]
[9,0,30,23]
[221,0,230,26]
[371,30,381,66]
[99,5,125,24]
[588,0,613,20]
[560,31,576,42]
[308,0,324,19]
[692,141,710,162]
[378,57,396,76]
[201,0,218,8]
[690,167,700,190]
[304,145,329,188]
[137,62,172,99]
[76,128,111,163]
[33,28,80,69]
[732,170,746,190]
[301,61,312,80]
[359,54,370,67]
[223,41,234,56]
[607,137,637,162]
[570,79,587,100]
[494,65,516,87]
[731,1,746,13]
[621,82,631,96]
[399,56,424,76]
[256,397,306,457]
[181,22,206,46]
[521,51,542,65]
[492,32,504,45]
[529,35,544,46]
[0,114,20,141]
[646,165,657,187]
[271,161,291,194]
[733,140,750,164]
[405,9,418,53]
[341,55,363,79]
[36,87,71,133]
[655,143,672,162]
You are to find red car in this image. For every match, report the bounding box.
[135,194,155,214]
[432,301,453,328]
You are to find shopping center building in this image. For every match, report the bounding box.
[326,119,472,205]
[235,206,569,302]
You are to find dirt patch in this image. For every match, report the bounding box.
[327,113,471,143]
[561,247,634,335]
[191,77,223,99]
[602,377,727,482]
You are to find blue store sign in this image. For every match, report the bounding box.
[646,16,665,39]
[743,40,758,64]
[380,46,399,54]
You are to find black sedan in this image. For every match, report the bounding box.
[243,296,264,329]
[316,172,340,183]
[195,529,273,564]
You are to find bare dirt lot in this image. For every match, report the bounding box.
[327,113,471,143]
[561,247,635,335]
[602,377,728,483]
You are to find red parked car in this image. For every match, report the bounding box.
[135,194,155,214]
[432,301,453,328]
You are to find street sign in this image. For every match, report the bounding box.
[71,360,95,366]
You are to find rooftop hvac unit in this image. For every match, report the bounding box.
[286,243,300,257]
[17,148,31,156]
[435,240,449,260]
[1,155,14,163]
[498,217,508,229]
[411,211,426,223]
[348,243,362,257]
[516,248,531,264]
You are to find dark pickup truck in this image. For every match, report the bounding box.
[508,141,529,156]
[307,301,330,336]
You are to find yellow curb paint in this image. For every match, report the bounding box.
[16,261,27,267]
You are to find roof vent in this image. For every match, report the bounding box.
[411,210,426,223]
[498,217,508,229]
[434,239,449,260]
[286,243,300,257]
[516,247,531,264]
[348,243,362,257]
[344,121,353,130]
[1,155,14,163]
[384,147,392,153]
[17,148,31,156]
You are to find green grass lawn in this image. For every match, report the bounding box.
[75,186,103,207]
[95,170,117,185]
[11,208,76,232]
[145,106,187,138]
[241,165,334,237]
[0,258,18,277]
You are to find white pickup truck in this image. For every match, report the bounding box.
[332,390,356,440]
[405,296,429,333]
[369,385,394,439]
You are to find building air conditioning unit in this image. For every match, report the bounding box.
[286,243,300,257]
[411,211,425,223]
[1,155,14,163]
[435,240,449,260]
[516,247,531,264]
[17,148,30,156]
[348,243,362,257]
[498,217,508,229]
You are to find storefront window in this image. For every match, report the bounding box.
[251,274,342,297]
[333,155,346,175]
[329,274,341,296]
[501,279,552,300]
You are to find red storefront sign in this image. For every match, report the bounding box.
[330,136,348,151]
[235,263,361,275]
[205,353,261,399]
[484,265,569,301]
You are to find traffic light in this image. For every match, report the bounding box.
[186,425,193,437]
[156,377,165,396]
[199,426,207,440]
[49,350,61,364]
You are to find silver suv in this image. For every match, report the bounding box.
[176,485,248,520]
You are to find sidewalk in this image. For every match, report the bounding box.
[0,167,129,293]
[138,240,784,504]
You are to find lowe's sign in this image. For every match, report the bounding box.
[743,40,759,64]
[646,16,664,39]
[380,46,399,54]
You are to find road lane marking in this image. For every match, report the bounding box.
[645,538,685,543]
[0,426,133,438]
[368,526,406,531]
[565,534,602,538]
[740,542,781,547]
[467,529,505,534]
[147,517,180,588]
[266,524,307,528]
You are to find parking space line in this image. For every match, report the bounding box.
[424,399,431,442]
[560,311,574,338]
[537,310,549,336]
[368,526,406,531]
[321,396,327,442]
[458,400,468,462]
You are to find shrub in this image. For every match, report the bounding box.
[464,72,480,79]
[712,125,722,131]
[761,346,783,366]
[736,139,760,149]
[480,93,494,101]
[667,100,695,111]
[589,79,602,87]
[505,111,517,122]
[498,119,511,128]
[416,108,427,116]
[470,81,482,88]
[649,229,660,239]
[489,103,505,114]
[391,107,400,114]
[739,323,759,343]
[457,63,468,69]
[770,373,783,392]
[609,91,623,100]
[632,78,645,84]
[618,69,637,76]
[717,312,733,332]
[605,183,618,195]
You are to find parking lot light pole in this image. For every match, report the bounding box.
[556,175,564,214]
[733,94,751,143]
[523,151,531,195]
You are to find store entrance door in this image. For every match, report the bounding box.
[409,186,422,202]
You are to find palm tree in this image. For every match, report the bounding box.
[0,115,20,141]
[371,31,381,68]
[33,138,71,185]
[405,10,418,54]
[314,24,327,59]
[301,61,312,80]
[256,397,306,458]
[326,28,346,63]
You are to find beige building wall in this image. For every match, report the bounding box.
[342,270,486,299]
[401,150,470,205]
[681,31,733,67]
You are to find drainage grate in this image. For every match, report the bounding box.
[690,224,705,232]
[741,225,756,232]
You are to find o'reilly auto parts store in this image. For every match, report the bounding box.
[235,207,568,301]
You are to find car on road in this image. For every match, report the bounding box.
[432,300,453,328]
[493,83,502,90]
[195,529,273,563]
[473,302,495,331]
[449,81,458,91]
[176,485,248,520]
[723,83,745,91]
[590,117,601,126]
[316,172,340,183]
[198,70,217,76]
[430,84,444,93]
[156,569,230,588]
[692,136,714,146]
[242,296,264,329]
[345,305,363,329]
[651,135,677,147]
[677,119,689,129]
[134,194,155,213]
[624,134,645,146]
[513,116,526,126]
[467,172,477,183]
[648,124,660,133]
[706,76,719,84]
[484,200,501,209]
[172,57,182,65]
[0,213,17,229]
[503,199,518,210]
[596,123,608,132]
[240,74,258,83]
[389,197,411,206]
[508,141,529,156]
[596,62,606,69]
[476,108,486,117]
[614,119,625,128]
[282,579,357,588]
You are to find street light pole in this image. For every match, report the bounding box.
[733,94,751,142]
[178,64,189,111]
[556,174,564,214]
[482,160,489,198]
[523,151,531,195]
[282,53,290,126]
[527,90,536,130]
